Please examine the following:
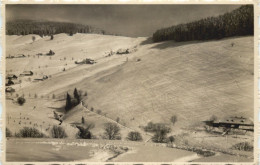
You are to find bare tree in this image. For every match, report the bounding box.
[103,122,121,140]
[127,131,142,141]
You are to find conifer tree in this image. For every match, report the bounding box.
[82,116,85,124]
[65,93,72,112]
[74,88,80,104]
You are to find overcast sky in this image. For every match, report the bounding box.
[6,5,241,37]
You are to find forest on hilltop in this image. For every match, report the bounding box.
[6,20,105,36]
[152,5,254,42]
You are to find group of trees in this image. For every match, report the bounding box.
[6,121,143,141]
[103,122,142,141]
[144,122,172,143]
[6,126,67,138]
[152,5,253,42]
[65,88,82,112]
[49,121,169,142]
[6,19,105,36]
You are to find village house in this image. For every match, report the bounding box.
[6,79,14,86]
[212,116,254,131]
[85,58,96,64]
[75,58,96,64]
[6,55,15,59]
[204,116,254,132]
[17,54,26,58]
[6,74,18,80]
[34,75,48,81]
[5,87,15,93]
[116,48,130,55]
[20,71,33,76]
[46,50,55,56]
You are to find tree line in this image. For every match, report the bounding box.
[6,19,105,36]
[152,5,253,42]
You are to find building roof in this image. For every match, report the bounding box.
[213,116,253,126]
[6,74,17,78]
[22,71,33,74]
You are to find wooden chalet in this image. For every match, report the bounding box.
[204,116,254,132]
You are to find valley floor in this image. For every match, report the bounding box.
[6,138,253,162]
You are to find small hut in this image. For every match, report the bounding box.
[46,50,55,56]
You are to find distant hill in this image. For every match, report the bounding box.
[6,19,105,36]
[152,5,253,42]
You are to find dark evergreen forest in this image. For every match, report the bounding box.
[152,5,253,42]
[6,20,105,36]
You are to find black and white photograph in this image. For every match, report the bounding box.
[4,3,256,163]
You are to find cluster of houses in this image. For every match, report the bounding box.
[6,70,49,93]
[7,50,55,59]
[6,74,19,87]
[6,50,56,93]
[6,71,34,88]
[6,74,18,93]
[35,50,55,56]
